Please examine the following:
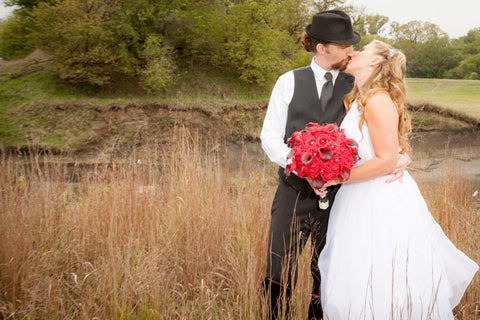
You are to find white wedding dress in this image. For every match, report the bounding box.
[318,102,478,320]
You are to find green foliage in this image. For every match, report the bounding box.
[390,21,447,43]
[402,37,462,78]
[388,21,467,79]
[267,0,315,37]
[0,70,78,144]
[467,72,479,80]
[32,0,137,87]
[223,1,297,86]
[291,49,313,70]
[139,35,176,92]
[457,54,480,80]
[313,0,347,12]
[0,11,34,59]
[4,0,57,9]
[355,34,378,49]
[460,28,480,55]
[174,0,228,67]
[365,14,389,36]
[2,0,480,89]
[169,0,303,86]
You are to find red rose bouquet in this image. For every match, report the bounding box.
[285,122,360,190]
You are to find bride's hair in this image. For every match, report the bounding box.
[344,40,411,153]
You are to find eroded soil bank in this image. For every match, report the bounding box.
[2,101,479,185]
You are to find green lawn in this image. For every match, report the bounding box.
[407,78,480,120]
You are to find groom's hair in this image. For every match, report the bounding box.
[301,31,330,53]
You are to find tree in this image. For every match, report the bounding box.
[458,54,480,79]
[460,28,480,55]
[390,20,447,43]
[223,0,297,86]
[168,0,305,86]
[4,0,57,10]
[406,37,462,78]
[268,0,314,37]
[172,0,229,68]
[446,53,480,80]
[348,6,367,36]
[139,34,176,92]
[311,0,347,12]
[0,11,34,59]
[366,14,388,36]
[389,21,460,78]
[32,0,136,87]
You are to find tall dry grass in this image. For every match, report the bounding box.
[416,160,480,319]
[0,128,478,319]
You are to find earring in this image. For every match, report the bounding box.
[368,66,372,71]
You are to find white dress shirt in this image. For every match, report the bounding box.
[260,58,340,168]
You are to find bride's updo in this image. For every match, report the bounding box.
[345,40,411,153]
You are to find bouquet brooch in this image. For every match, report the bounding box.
[284,122,360,209]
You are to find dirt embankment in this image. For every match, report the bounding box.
[5,101,266,158]
[6,100,479,157]
[3,100,479,184]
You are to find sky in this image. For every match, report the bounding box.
[347,0,479,38]
[0,2,13,19]
[0,1,478,39]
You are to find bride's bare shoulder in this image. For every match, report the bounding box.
[365,91,393,107]
[364,91,398,123]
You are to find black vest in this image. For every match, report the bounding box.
[279,66,355,196]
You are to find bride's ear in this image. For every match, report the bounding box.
[369,56,383,68]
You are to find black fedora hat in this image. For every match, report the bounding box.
[305,10,360,45]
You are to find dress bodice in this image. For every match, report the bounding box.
[340,101,375,167]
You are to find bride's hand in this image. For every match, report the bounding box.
[322,178,344,189]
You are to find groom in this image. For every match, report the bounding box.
[260,10,361,319]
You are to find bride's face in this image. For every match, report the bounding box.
[346,43,380,76]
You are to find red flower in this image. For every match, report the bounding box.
[285,122,360,187]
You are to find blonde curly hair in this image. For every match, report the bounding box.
[344,40,411,153]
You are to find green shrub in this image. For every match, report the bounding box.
[0,11,34,59]
[139,35,176,92]
[31,0,136,87]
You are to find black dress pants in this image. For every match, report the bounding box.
[263,179,333,320]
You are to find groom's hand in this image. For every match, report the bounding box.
[386,153,411,183]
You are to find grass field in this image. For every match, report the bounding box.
[407,78,480,120]
[0,128,478,319]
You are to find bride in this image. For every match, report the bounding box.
[317,40,478,319]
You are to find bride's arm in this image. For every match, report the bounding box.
[346,92,399,183]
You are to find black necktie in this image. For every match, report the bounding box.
[320,72,333,112]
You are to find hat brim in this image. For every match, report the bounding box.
[305,24,361,45]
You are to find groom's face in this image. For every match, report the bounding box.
[324,43,354,71]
